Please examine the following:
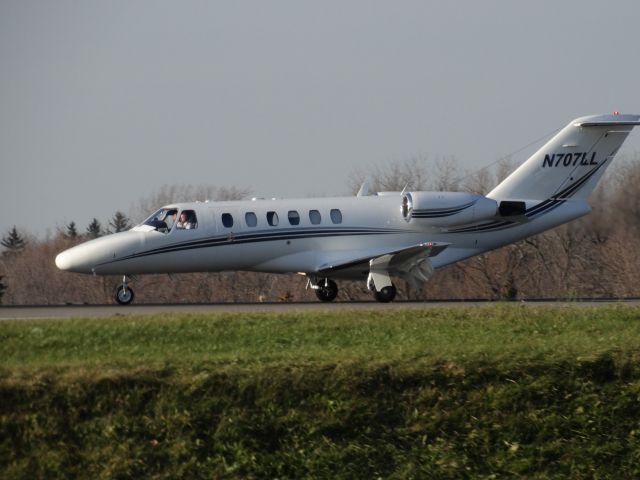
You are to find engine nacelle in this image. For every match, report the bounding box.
[401,191,498,227]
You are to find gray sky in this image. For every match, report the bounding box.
[2,0,640,238]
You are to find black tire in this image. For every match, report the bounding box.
[115,285,135,305]
[374,285,396,303]
[315,279,338,302]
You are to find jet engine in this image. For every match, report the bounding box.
[401,192,499,227]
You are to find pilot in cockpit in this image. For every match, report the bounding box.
[176,210,197,230]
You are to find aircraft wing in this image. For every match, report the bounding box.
[317,242,450,288]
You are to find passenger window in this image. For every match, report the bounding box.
[175,210,198,230]
[330,209,342,224]
[267,211,279,226]
[309,210,321,225]
[221,213,234,228]
[288,210,300,225]
[245,212,257,227]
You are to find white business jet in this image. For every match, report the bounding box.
[56,113,640,304]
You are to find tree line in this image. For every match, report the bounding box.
[1,159,639,305]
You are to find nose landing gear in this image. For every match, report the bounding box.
[115,276,134,305]
[308,277,339,302]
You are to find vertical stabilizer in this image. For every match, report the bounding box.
[488,114,640,202]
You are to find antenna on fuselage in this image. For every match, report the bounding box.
[357,181,371,197]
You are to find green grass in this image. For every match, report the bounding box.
[2,304,640,368]
[2,305,640,478]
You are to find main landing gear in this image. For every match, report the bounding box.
[309,277,397,303]
[373,284,397,303]
[115,275,134,305]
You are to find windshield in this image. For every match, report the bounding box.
[142,208,178,233]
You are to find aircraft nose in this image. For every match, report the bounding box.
[55,231,143,274]
[55,247,90,273]
[55,251,71,271]
[55,240,101,273]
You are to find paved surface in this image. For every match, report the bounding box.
[0,299,636,320]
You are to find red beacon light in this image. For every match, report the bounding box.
[613,111,620,115]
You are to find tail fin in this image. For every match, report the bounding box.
[488,113,640,202]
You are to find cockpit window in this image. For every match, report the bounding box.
[175,210,198,230]
[143,208,178,233]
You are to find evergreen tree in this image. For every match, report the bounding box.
[1,226,26,256]
[108,211,132,233]
[66,221,78,238]
[86,218,103,239]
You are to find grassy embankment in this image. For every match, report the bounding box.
[2,305,640,478]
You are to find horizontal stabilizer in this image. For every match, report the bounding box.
[575,120,640,127]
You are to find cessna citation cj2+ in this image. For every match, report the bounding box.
[56,113,640,305]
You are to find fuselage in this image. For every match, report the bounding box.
[55,193,591,278]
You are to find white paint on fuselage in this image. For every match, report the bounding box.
[56,194,591,278]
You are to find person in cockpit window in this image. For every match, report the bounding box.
[176,211,197,229]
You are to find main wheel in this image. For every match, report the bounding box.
[374,285,396,303]
[115,285,135,305]
[315,279,338,302]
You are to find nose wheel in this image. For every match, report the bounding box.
[115,276,135,305]
[314,278,338,302]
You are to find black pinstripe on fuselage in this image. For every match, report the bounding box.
[96,226,413,267]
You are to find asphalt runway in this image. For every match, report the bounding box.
[0,299,636,320]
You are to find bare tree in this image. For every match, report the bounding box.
[431,156,460,191]
[493,157,516,184]
[462,167,493,195]
[347,155,432,194]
